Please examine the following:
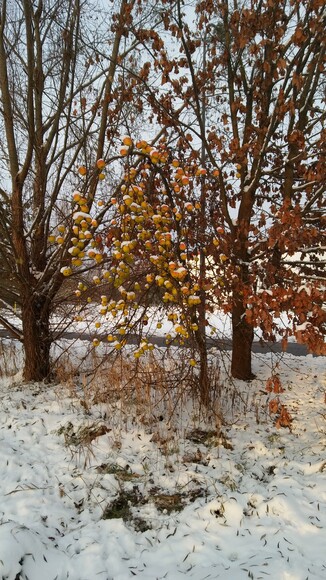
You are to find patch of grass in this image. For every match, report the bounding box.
[219,473,238,491]
[186,428,233,450]
[102,488,151,531]
[96,463,141,481]
[103,492,134,520]
[58,421,110,446]
[152,492,184,513]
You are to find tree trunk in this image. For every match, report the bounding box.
[231,300,255,380]
[22,293,52,381]
[195,328,210,406]
[195,250,210,406]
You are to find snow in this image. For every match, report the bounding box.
[0,344,325,579]
[73,211,91,220]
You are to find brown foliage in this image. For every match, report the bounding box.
[266,375,284,394]
[129,0,326,369]
[275,405,293,430]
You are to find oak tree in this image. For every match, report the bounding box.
[130,0,326,378]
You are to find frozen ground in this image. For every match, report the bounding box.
[0,348,325,580]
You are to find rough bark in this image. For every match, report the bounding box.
[194,328,210,406]
[231,217,255,381]
[231,300,255,380]
[22,292,52,382]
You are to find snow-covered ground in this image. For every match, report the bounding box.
[0,346,325,580]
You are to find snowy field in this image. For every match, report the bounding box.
[0,344,325,580]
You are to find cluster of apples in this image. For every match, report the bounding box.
[78,157,107,182]
[119,135,169,166]
[68,142,223,369]
[69,191,102,267]
[100,140,208,349]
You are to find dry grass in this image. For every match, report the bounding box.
[53,345,244,434]
[0,334,252,434]
[0,339,22,378]
[49,338,263,481]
